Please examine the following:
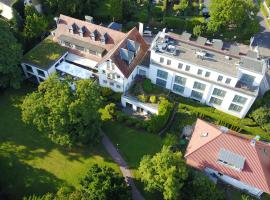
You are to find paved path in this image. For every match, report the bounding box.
[100,130,145,200]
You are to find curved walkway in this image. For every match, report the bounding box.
[100,130,145,200]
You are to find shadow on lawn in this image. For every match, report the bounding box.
[0,155,70,200]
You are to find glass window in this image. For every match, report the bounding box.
[110,82,114,86]
[197,69,203,75]
[160,57,164,63]
[233,95,247,105]
[167,59,171,65]
[205,71,210,77]
[210,97,223,106]
[89,49,97,55]
[225,78,231,84]
[103,80,107,84]
[174,75,186,85]
[217,75,223,81]
[64,41,72,47]
[116,85,121,88]
[191,90,203,100]
[37,69,45,77]
[240,74,255,86]
[25,65,33,73]
[178,63,183,69]
[229,103,243,113]
[102,70,106,74]
[173,84,185,94]
[212,88,226,97]
[193,81,206,91]
[157,69,168,79]
[75,45,84,51]
[185,65,190,71]
[156,78,167,87]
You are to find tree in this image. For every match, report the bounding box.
[193,24,205,37]
[138,145,188,200]
[99,103,116,121]
[110,0,123,21]
[207,0,259,39]
[250,106,270,127]
[24,5,48,40]
[21,74,103,146]
[0,19,23,89]
[80,164,131,200]
[173,0,189,14]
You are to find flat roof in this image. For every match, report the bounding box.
[22,36,68,70]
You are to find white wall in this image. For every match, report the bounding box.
[0,3,13,20]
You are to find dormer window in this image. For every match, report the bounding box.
[101,33,108,44]
[127,39,140,55]
[120,48,134,65]
[69,23,78,34]
[78,26,86,37]
[90,29,99,41]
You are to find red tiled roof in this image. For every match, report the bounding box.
[185,119,270,194]
[53,15,148,78]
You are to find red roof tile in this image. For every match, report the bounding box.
[185,119,270,194]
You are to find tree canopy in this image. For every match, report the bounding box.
[0,19,23,89]
[21,74,103,146]
[80,164,131,200]
[138,145,188,200]
[208,0,259,39]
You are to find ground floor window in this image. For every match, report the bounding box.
[173,84,184,94]
[116,85,121,89]
[103,80,107,84]
[25,64,33,73]
[139,69,146,76]
[37,69,45,77]
[229,103,243,113]
[190,90,203,100]
[156,78,166,87]
[209,96,222,106]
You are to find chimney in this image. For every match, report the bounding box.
[85,15,94,23]
[139,22,143,35]
[53,17,59,26]
[250,135,260,147]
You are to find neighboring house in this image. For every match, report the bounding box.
[185,119,270,198]
[0,0,15,20]
[145,31,269,118]
[21,14,148,92]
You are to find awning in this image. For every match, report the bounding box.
[56,62,93,79]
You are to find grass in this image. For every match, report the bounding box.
[0,83,119,199]
[22,36,67,70]
[102,121,165,200]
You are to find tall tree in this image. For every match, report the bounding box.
[24,5,49,40]
[207,0,259,39]
[21,74,103,146]
[110,0,123,21]
[0,19,23,89]
[138,145,188,200]
[81,164,131,200]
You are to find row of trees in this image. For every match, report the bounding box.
[23,164,131,200]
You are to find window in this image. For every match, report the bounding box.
[160,57,164,63]
[197,69,203,75]
[178,63,183,69]
[173,84,185,94]
[89,49,97,55]
[110,82,114,86]
[116,85,121,89]
[156,78,166,87]
[102,70,106,74]
[75,45,85,51]
[229,103,243,113]
[233,95,247,105]
[225,78,231,84]
[205,71,210,77]
[185,65,190,71]
[210,97,223,106]
[37,69,45,77]
[212,88,226,97]
[117,75,121,78]
[157,69,168,79]
[167,59,171,65]
[193,81,206,91]
[139,69,146,76]
[191,90,203,100]
[240,74,255,86]
[64,41,72,47]
[103,80,107,84]
[174,75,186,85]
[217,75,223,81]
[25,65,33,73]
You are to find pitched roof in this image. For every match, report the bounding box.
[185,119,270,194]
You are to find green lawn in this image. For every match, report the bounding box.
[0,83,119,199]
[102,121,165,199]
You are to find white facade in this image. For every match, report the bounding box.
[0,2,13,20]
[147,31,268,118]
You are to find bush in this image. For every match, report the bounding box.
[149,95,157,104]
[143,79,153,93]
[101,87,113,97]
[138,94,149,103]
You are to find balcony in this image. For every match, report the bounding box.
[235,81,259,92]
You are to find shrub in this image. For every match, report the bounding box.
[142,79,153,93]
[149,95,157,104]
[138,94,149,103]
[101,87,113,97]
